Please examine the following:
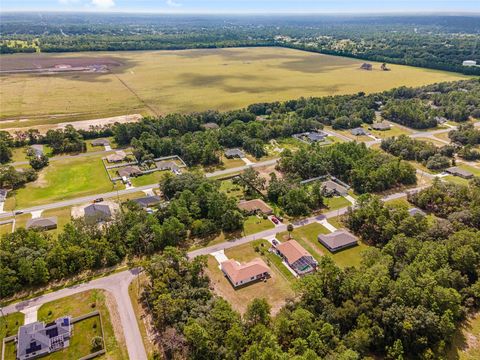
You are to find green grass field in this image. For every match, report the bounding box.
[0,47,467,128]
[243,215,275,235]
[11,154,116,208]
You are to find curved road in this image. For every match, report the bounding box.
[2,268,147,360]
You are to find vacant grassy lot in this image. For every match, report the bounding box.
[37,289,127,360]
[277,222,367,268]
[207,239,295,314]
[243,215,275,235]
[12,154,115,208]
[0,47,467,128]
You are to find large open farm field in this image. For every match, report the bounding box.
[0,47,468,129]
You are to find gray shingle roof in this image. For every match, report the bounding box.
[371,122,391,130]
[322,180,348,196]
[351,127,367,136]
[318,230,358,252]
[224,148,245,158]
[133,196,162,208]
[26,217,58,230]
[91,138,110,146]
[84,204,111,221]
[446,166,474,179]
[118,166,142,178]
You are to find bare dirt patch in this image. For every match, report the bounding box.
[104,290,127,351]
[0,55,123,73]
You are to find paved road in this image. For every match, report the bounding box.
[188,185,426,258]
[0,158,279,219]
[2,269,147,360]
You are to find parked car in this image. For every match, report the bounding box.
[14,210,23,215]
[93,197,104,203]
[271,216,279,225]
[272,239,279,246]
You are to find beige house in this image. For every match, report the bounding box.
[221,258,270,287]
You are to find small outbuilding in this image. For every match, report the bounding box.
[276,240,317,276]
[318,230,358,253]
[360,63,373,70]
[434,116,448,125]
[26,216,58,231]
[91,138,110,146]
[225,148,245,159]
[445,166,474,179]
[463,60,477,67]
[237,199,273,215]
[221,258,270,288]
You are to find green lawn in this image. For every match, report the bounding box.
[243,215,275,235]
[37,290,127,360]
[458,164,480,177]
[324,196,351,211]
[219,179,244,200]
[130,171,167,187]
[0,312,24,360]
[448,312,480,360]
[444,175,471,186]
[12,155,116,208]
[277,222,367,268]
[10,147,27,163]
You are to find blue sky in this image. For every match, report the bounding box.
[1,0,480,13]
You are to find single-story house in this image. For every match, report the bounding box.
[322,180,348,197]
[106,150,127,163]
[156,160,181,175]
[26,217,58,231]
[445,166,474,179]
[202,122,220,130]
[360,63,373,70]
[0,188,8,202]
[132,195,162,208]
[293,131,328,144]
[91,138,110,146]
[225,148,245,159]
[17,316,72,360]
[371,121,391,131]
[408,207,426,216]
[84,203,112,223]
[118,165,142,178]
[351,127,368,136]
[318,230,358,253]
[237,199,273,215]
[276,240,317,276]
[221,258,270,288]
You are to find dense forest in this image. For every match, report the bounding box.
[1,14,479,74]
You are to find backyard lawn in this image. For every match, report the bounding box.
[36,290,127,360]
[324,196,352,211]
[277,222,368,268]
[207,239,295,314]
[219,179,244,200]
[444,175,471,186]
[243,215,275,235]
[12,155,116,208]
[130,171,167,187]
[0,312,24,360]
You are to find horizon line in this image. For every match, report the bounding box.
[1,10,480,16]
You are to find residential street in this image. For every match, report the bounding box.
[2,268,147,360]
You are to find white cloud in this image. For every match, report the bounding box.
[166,0,181,7]
[58,0,81,4]
[91,0,115,8]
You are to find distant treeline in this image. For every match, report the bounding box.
[1,13,479,75]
